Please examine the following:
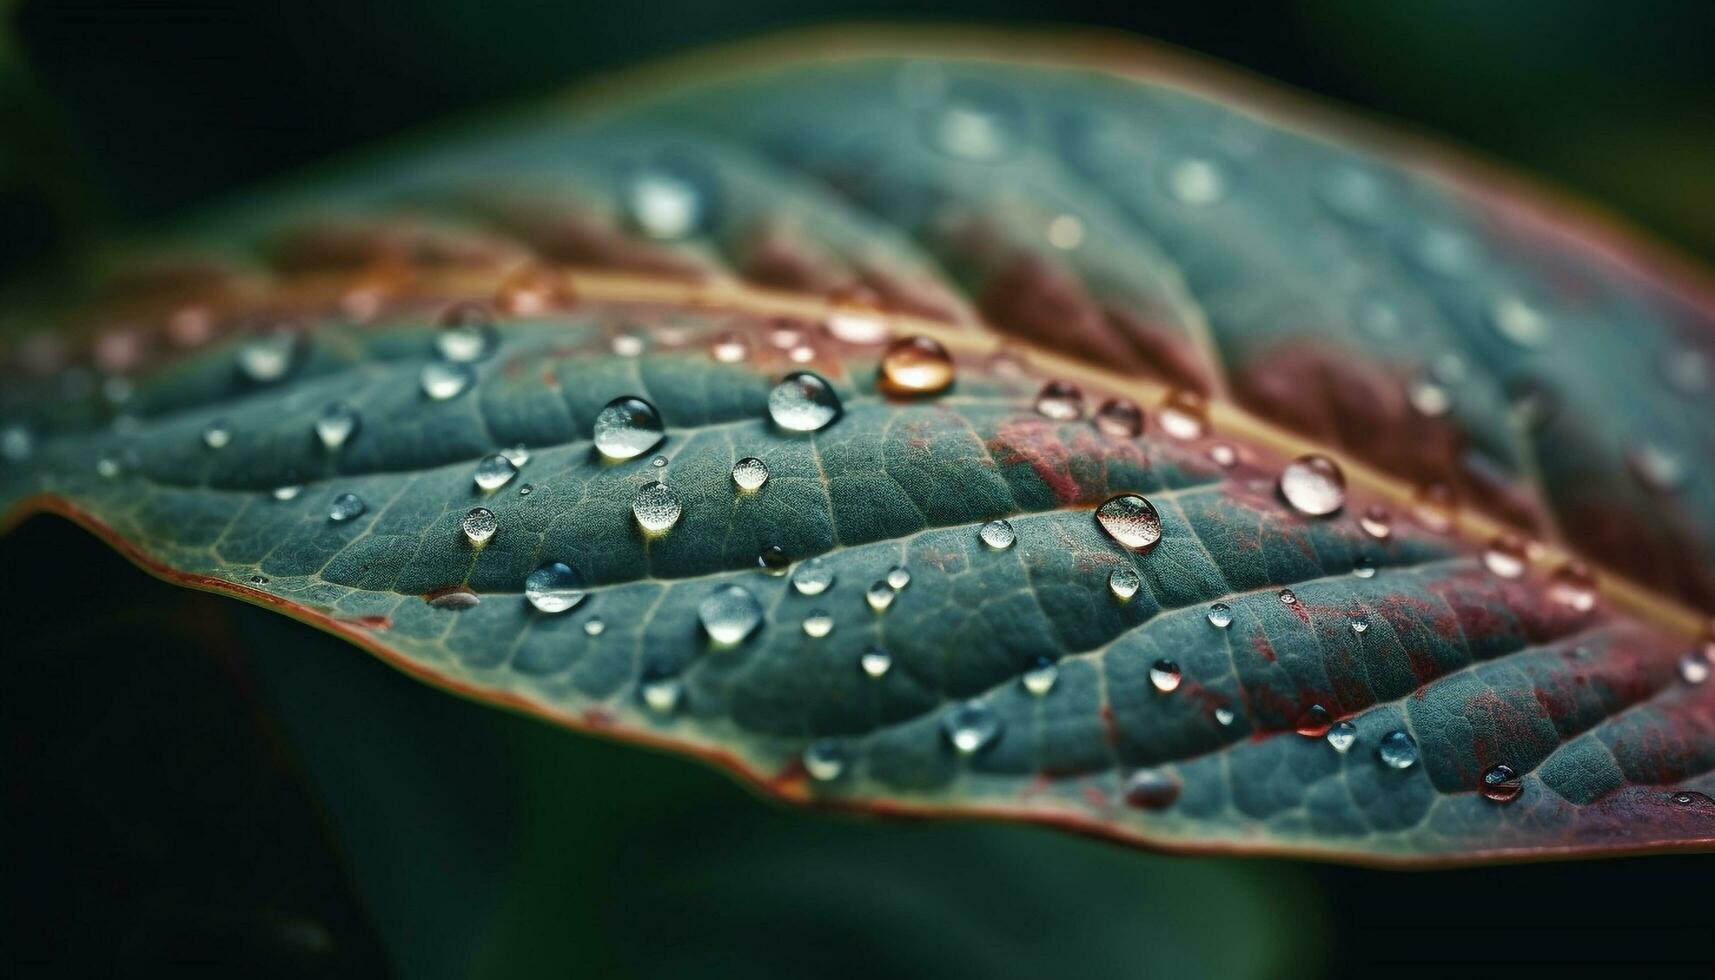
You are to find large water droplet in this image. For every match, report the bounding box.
[236,331,300,383]
[1108,567,1141,600]
[1325,720,1358,753]
[316,402,360,451]
[328,492,365,522]
[1546,562,1598,612]
[1377,731,1419,769]
[803,740,848,782]
[1095,494,1162,552]
[202,419,232,450]
[768,372,841,432]
[865,581,895,612]
[474,453,519,491]
[1279,455,1346,516]
[1022,657,1058,696]
[802,610,834,638]
[631,481,682,533]
[1679,653,1710,685]
[1149,659,1182,693]
[1164,157,1229,206]
[1092,398,1144,438]
[1480,764,1523,803]
[1359,505,1392,540]
[1122,768,1181,809]
[1033,380,1084,420]
[1483,534,1528,578]
[886,565,912,590]
[700,584,763,644]
[1296,704,1331,738]
[420,361,474,400]
[979,519,1016,550]
[731,456,769,492]
[523,562,585,613]
[942,701,1002,754]
[593,396,665,460]
[860,647,893,678]
[1207,602,1233,629]
[436,302,498,362]
[1158,391,1208,441]
[879,335,954,396]
[462,507,497,545]
[793,558,834,596]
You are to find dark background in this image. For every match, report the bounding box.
[4,1,1714,977]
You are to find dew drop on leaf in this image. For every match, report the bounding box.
[1092,398,1144,438]
[461,507,497,546]
[650,454,668,469]
[524,562,585,613]
[1483,534,1529,579]
[1158,390,1208,441]
[979,519,1016,550]
[474,453,519,491]
[593,396,665,460]
[201,418,232,450]
[1408,376,1452,418]
[426,587,480,610]
[1022,656,1058,696]
[825,288,892,344]
[1033,380,1084,420]
[1627,444,1686,494]
[792,558,834,596]
[625,159,711,240]
[1350,617,1369,635]
[1359,505,1392,540]
[1480,764,1523,803]
[1108,567,1141,600]
[1489,295,1551,349]
[327,492,365,522]
[1279,588,1298,605]
[699,584,763,644]
[1206,602,1233,629]
[757,545,791,576]
[923,87,1023,162]
[611,327,648,357]
[1149,659,1182,693]
[1377,731,1420,769]
[236,331,300,384]
[95,455,122,479]
[0,423,33,462]
[640,670,682,714]
[1679,654,1710,686]
[731,456,769,491]
[435,302,497,362]
[865,581,895,612]
[502,444,530,467]
[768,371,841,432]
[1214,706,1237,727]
[1208,443,1237,468]
[860,647,893,678]
[803,739,848,782]
[583,617,605,637]
[709,331,750,363]
[942,701,1002,754]
[271,485,302,501]
[1546,561,1598,612]
[630,481,681,533]
[1122,768,1181,809]
[1278,454,1346,517]
[802,610,834,638]
[420,361,474,400]
[1325,721,1358,753]
[1296,704,1331,738]
[886,565,911,590]
[316,402,360,451]
[1095,494,1162,552]
[1412,482,1457,533]
[878,335,954,395]
[1163,157,1228,206]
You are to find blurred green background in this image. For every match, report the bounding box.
[4,1,1714,977]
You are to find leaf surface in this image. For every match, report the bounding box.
[4,28,1714,864]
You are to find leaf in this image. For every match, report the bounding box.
[3,28,1713,865]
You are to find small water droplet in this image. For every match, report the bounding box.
[625,158,712,240]
[518,483,533,497]
[866,580,895,612]
[803,739,848,782]
[583,616,605,637]
[237,331,300,383]
[474,453,519,491]
[825,288,893,344]
[0,423,32,462]
[731,456,769,492]
[710,331,750,363]
[1279,454,1346,517]
[792,558,834,596]
[1021,656,1058,696]
[1033,380,1084,420]
[1095,494,1163,552]
[860,647,893,678]
[271,485,302,501]
[1359,505,1392,540]
[1670,790,1715,807]
[1377,731,1419,769]
[1164,157,1228,206]
[593,396,665,460]
[700,584,763,644]
[1546,562,1598,612]
[1046,213,1084,250]
[202,418,232,450]
[436,302,498,362]
[1480,764,1523,802]
[1489,295,1551,348]
[886,565,911,590]
[649,454,668,469]
[1679,654,1710,685]
[757,545,791,576]
[640,670,682,713]
[942,701,1002,754]
[979,519,1016,550]
[611,327,648,357]
[1108,567,1141,600]
[1158,391,1208,441]
[1091,398,1144,438]
[1207,603,1233,629]
[420,361,474,400]
[524,562,585,613]
[1627,444,1686,493]
[631,481,682,533]
[461,507,497,545]
[316,402,360,451]
[878,335,954,395]
[1214,706,1236,727]
[1412,482,1457,533]
[1149,659,1182,693]
[769,324,805,349]
[1483,534,1529,579]
[802,610,834,638]
[1317,167,1389,223]
[1325,720,1358,753]
[328,492,365,522]
[1408,377,1452,418]
[1208,443,1237,468]
[1296,704,1331,737]
[426,587,480,610]
[1350,617,1369,635]
[1123,768,1182,809]
[923,87,1024,162]
[1279,588,1298,605]
[768,372,841,432]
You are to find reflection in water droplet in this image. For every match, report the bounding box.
[879,336,954,395]
[1095,494,1163,552]
[710,331,750,363]
[1158,390,1208,441]
[792,558,834,596]
[524,562,585,613]
[1359,505,1392,540]
[316,402,360,451]
[328,493,365,522]
[865,580,895,612]
[421,361,474,400]
[1378,731,1420,769]
[1480,764,1523,803]
[700,584,763,644]
[1021,657,1058,696]
[1108,567,1141,600]
[583,617,605,637]
[1546,562,1598,612]
[436,302,498,362]
[593,396,665,460]
[861,647,893,678]
[803,740,847,782]
[1326,721,1358,753]
[1680,654,1710,685]
[1149,659,1182,693]
[631,481,682,533]
[803,610,834,638]
[1296,704,1331,738]
[1278,454,1346,516]
[1092,398,1144,438]
[731,456,769,492]
[757,545,791,576]
[768,372,842,432]
[887,565,912,590]
[1207,603,1233,629]
[1033,380,1084,421]
[202,419,232,450]
[1483,534,1529,579]
[979,519,1016,550]
[474,453,519,491]
[461,507,497,545]
[1164,157,1228,206]
[943,701,1002,753]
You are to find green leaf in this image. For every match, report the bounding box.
[3,29,1713,864]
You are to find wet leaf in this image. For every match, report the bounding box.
[3,30,1713,864]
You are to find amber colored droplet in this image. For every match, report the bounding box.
[878,336,954,395]
[1092,398,1144,438]
[496,266,566,315]
[1158,390,1208,441]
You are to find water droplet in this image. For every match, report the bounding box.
[271,485,302,501]
[879,335,954,395]
[248,574,268,586]
[1278,454,1346,517]
[709,331,750,363]
[1208,443,1237,468]
[0,424,32,462]
[1483,534,1528,579]
[1408,377,1452,418]
[923,87,1023,161]
[436,302,497,362]
[886,565,912,590]
[1046,213,1084,250]
[1092,398,1144,438]
[866,580,895,612]
[802,610,834,638]
[201,419,232,450]
[427,587,480,610]
[768,371,841,432]
[860,647,893,678]
[942,701,1002,754]
[640,670,682,713]
[1164,157,1228,206]
[461,507,497,545]
[1680,654,1710,685]
[474,453,519,491]
[518,483,533,497]
[1108,567,1141,600]
[1325,721,1358,753]
[625,158,712,240]
[770,325,804,349]
[1377,731,1419,769]
[420,361,474,400]
[700,584,763,644]
[792,558,834,596]
[1279,588,1299,606]
[1480,764,1523,803]
[593,396,665,460]
[236,331,300,383]
[524,562,585,613]
[1214,706,1236,726]
[1158,391,1208,440]
[649,454,668,469]
[1359,505,1392,540]
[583,617,605,637]
[1296,704,1331,737]
[757,545,791,576]
[1670,790,1715,807]
[975,519,1016,550]
[1207,603,1233,628]
[1489,295,1551,348]
[611,328,648,357]
[1627,444,1685,494]
[1317,167,1388,224]
[1350,617,1370,635]
[631,480,682,533]
[328,492,365,522]
[825,289,892,344]
[803,739,848,781]
[316,402,360,451]
[1412,482,1457,533]
[731,456,769,492]
[502,444,530,467]
[1033,380,1084,420]
[1022,657,1058,696]
[1122,768,1182,809]
[1149,659,1182,693]
[1095,494,1163,552]
[1546,562,1598,612]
